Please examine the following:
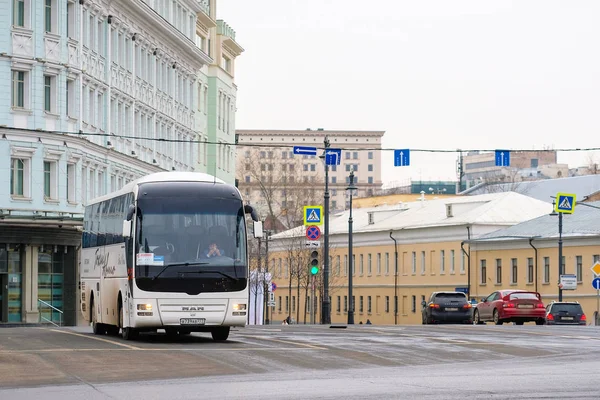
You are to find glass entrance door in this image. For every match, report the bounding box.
[38,247,64,323]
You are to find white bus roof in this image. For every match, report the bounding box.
[87,171,228,206]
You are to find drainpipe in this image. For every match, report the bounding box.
[529,238,538,293]
[389,231,398,325]
[461,226,472,299]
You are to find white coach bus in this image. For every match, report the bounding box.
[80,172,262,341]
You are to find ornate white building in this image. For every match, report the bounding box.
[0,0,242,324]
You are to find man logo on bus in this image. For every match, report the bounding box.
[182,306,204,311]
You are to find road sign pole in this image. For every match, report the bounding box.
[321,137,331,325]
[558,211,563,302]
[597,289,599,326]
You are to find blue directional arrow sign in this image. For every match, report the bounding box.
[394,149,410,167]
[325,148,342,165]
[592,277,600,290]
[495,150,510,167]
[293,146,317,156]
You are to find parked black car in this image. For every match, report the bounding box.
[545,301,587,325]
[421,291,473,324]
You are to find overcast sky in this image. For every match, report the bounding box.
[217,0,600,184]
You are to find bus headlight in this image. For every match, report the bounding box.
[137,303,152,311]
[233,303,246,311]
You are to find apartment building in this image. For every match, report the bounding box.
[461,150,558,187]
[266,192,553,325]
[0,0,240,324]
[236,129,385,229]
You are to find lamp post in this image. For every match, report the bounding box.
[264,229,271,325]
[346,170,357,325]
[550,201,563,302]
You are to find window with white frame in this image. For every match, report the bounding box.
[576,255,582,283]
[543,257,550,283]
[67,1,76,39]
[461,252,466,274]
[385,252,389,274]
[421,251,426,274]
[43,75,57,113]
[480,259,487,284]
[367,254,372,275]
[440,250,445,274]
[411,251,416,274]
[13,0,29,28]
[44,0,58,34]
[10,150,33,198]
[43,160,59,200]
[66,163,76,203]
[527,257,534,283]
[344,255,348,276]
[11,70,28,109]
[377,253,381,275]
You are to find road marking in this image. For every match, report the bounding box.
[239,335,325,350]
[40,328,142,350]
[0,346,316,354]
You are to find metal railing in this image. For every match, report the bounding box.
[38,299,63,327]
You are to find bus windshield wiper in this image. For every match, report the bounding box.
[184,270,239,281]
[151,262,209,280]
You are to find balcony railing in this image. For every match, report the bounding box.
[217,20,236,41]
[198,0,210,15]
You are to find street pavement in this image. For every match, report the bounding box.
[0,324,598,399]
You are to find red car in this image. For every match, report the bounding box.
[473,290,546,325]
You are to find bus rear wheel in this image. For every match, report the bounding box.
[119,302,138,341]
[211,327,230,342]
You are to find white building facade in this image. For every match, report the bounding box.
[0,0,240,325]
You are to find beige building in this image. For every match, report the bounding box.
[462,150,559,187]
[267,192,555,325]
[236,129,385,229]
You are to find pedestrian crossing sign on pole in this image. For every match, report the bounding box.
[555,193,576,214]
[303,206,323,226]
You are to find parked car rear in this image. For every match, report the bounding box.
[546,302,587,325]
[422,291,472,324]
[474,290,546,325]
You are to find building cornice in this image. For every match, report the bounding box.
[236,130,386,138]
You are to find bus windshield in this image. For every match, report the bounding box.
[135,194,247,279]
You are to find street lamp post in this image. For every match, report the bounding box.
[346,170,357,325]
[321,137,331,324]
[550,201,564,302]
[389,232,398,325]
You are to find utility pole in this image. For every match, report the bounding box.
[255,238,261,325]
[321,136,331,324]
[264,230,270,325]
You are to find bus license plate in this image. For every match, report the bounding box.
[180,318,205,325]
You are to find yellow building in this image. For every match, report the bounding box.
[469,202,600,322]
[267,192,554,325]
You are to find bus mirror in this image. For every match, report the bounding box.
[126,204,135,221]
[122,220,132,238]
[253,221,263,238]
[244,204,260,222]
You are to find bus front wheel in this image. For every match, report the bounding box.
[211,327,230,341]
[119,302,138,340]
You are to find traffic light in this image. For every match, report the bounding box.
[310,250,319,275]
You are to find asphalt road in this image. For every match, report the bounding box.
[1,324,599,399]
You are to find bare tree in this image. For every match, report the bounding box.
[237,147,323,231]
[586,153,599,175]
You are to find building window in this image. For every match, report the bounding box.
[13,0,26,27]
[527,257,534,284]
[368,177,373,184]
[344,296,347,312]
[511,258,518,284]
[367,296,372,313]
[359,296,363,313]
[480,259,487,284]
[368,151,373,160]
[44,75,56,113]
[496,259,502,284]
[12,70,26,108]
[576,255,582,282]
[411,296,416,313]
[543,257,550,283]
[531,158,538,168]
[10,158,24,196]
[352,152,358,159]
[412,251,416,274]
[376,253,381,275]
[385,252,389,274]
[44,0,52,32]
[421,251,426,274]
[344,255,348,276]
[359,254,364,275]
[67,163,76,203]
[440,250,445,274]
[450,250,455,274]
[43,161,52,199]
[461,252,466,274]
[368,164,373,172]
[367,254,372,275]
[385,296,389,313]
[336,296,340,312]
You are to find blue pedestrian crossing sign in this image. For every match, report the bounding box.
[555,192,576,214]
[303,206,323,226]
